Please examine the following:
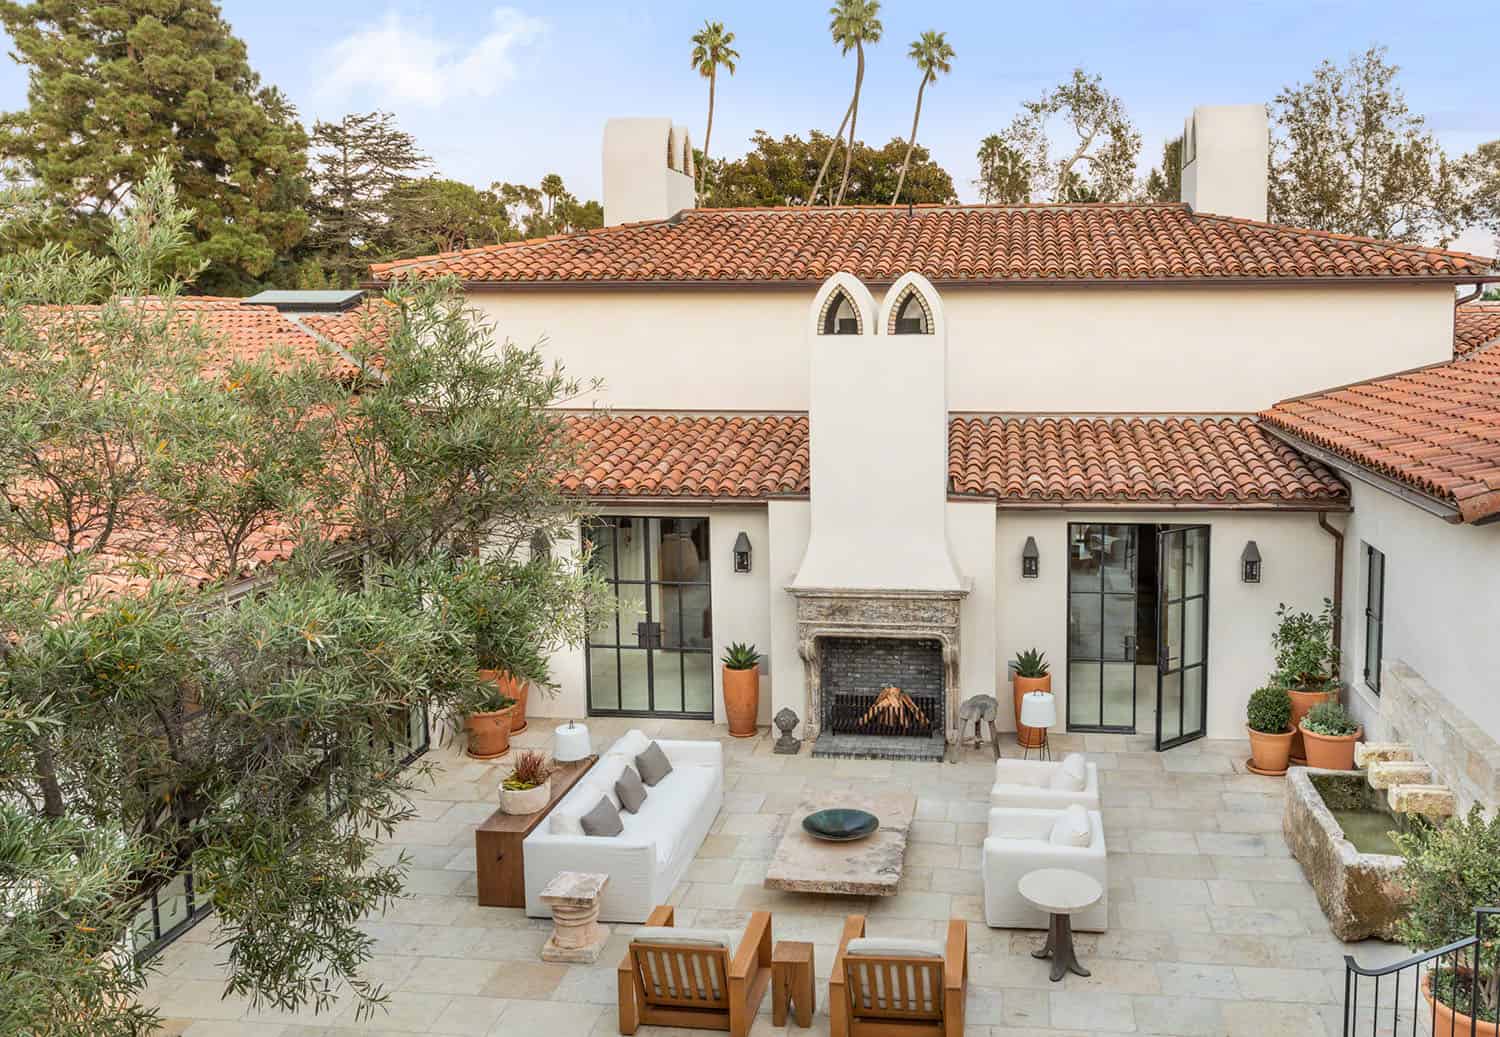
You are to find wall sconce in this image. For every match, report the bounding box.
[1021,536,1040,579]
[1241,540,1262,583]
[733,531,752,573]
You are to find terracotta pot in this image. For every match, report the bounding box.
[1288,688,1335,763]
[465,704,515,759]
[1423,968,1500,1037]
[1014,674,1052,748]
[1246,725,1294,775]
[1301,724,1363,770]
[499,777,551,815]
[478,669,528,733]
[724,664,760,738]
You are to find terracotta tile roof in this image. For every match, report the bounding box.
[369,204,1496,287]
[947,416,1346,506]
[297,300,396,369]
[1455,302,1500,355]
[558,413,1346,507]
[1261,346,1500,523]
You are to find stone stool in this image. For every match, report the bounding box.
[772,940,814,1027]
[539,871,610,963]
[958,695,1000,758]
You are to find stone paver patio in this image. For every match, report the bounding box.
[146,716,1406,1036]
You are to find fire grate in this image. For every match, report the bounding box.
[828,690,942,738]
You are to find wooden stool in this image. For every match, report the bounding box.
[771,940,814,1027]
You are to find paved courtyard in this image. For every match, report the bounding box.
[146,716,1405,1036]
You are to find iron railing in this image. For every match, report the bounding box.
[1343,907,1500,1036]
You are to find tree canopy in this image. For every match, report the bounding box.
[703,130,956,207]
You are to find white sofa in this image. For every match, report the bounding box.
[989,756,1100,811]
[981,807,1108,932]
[523,731,723,924]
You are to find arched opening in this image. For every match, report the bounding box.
[821,290,860,335]
[891,289,933,334]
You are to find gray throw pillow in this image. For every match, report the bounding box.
[616,766,648,814]
[579,796,623,837]
[635,741,673,787]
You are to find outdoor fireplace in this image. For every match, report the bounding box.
[821,637,944,738]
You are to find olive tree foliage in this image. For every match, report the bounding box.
[1268,47,1466,245]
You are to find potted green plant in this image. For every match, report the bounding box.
[499,750,554,814]
[1012,649,1050,749]
[722,642,762,738]
[1395,807,1500,1036]
[1270,600,1340,763]
[1246,685,1294,775]
[1300,701,1362,770]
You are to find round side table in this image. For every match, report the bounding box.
[1018,867,1103,982]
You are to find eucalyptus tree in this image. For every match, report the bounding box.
[811,0,883,205]
[892,30,954,205]
[689,20,741,200]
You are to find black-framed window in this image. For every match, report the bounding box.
[1363,544,1385,694]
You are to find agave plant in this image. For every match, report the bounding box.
[721,641,762,670]
[1013,648,1049,679]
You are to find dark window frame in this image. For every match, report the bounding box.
[1363,544,1385,694]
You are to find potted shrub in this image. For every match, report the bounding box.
[464,683,516,759]
[1246,685,1294,775]
[1300,701,1363,770]
[1271,600,1340,763]
[1395,807,1500,1036]
[499,750,554,814]
[722,642,762,738]
[1012,649,1051,749]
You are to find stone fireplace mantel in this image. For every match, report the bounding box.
[787,586,967,745]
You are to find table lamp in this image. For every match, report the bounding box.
[552,719,592,763]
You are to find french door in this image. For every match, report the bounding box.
[1155,526,1210,750]
[1066,523,1140,732]
[583,516,714,718]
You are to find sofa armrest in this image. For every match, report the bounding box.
[992,759,1053,787]
[986,807,1061,840]
[658,739,723,771]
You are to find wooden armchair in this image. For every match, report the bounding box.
[830,915,967,1037]
[618,905,772,1037]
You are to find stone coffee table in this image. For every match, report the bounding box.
[765,790,916,896]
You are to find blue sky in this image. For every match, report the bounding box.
[1,1,1495,249]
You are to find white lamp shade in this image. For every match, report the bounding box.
[1020,691,1057,729]
[553,721,592,762]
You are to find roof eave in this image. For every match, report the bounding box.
[1259,423,1464,523]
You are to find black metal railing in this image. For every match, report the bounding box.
[1343,907,1500,1036]
[826,690,942,738]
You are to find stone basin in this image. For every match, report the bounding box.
[1284,767,1407,941]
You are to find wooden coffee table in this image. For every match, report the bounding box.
[474,755,596,908]
[764,790,915,896]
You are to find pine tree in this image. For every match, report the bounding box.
[306,111,429,288]
[0,0,309,294]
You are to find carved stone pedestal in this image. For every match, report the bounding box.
[539,871,610,963]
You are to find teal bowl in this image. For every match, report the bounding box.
[803,808,879,842]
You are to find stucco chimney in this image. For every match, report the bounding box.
[602,117,697,226]
[1180,105,1268,222]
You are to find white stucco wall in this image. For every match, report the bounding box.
[468,284,1453,414]
[1337,482,1500,741]
[994,508,1337,740]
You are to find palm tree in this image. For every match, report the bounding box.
[540,173,564,217]
[891,31,953,205]
[689,21,739,202]
[811,0,882,206]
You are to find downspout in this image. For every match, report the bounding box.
[1455,283,1485,307]
[1317,511,1345,679]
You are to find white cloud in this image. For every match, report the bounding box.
[315,7,546,107]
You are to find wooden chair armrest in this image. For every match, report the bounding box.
[620,904,676,974]
[829,914,867,989]
[729,911,772,980]
[943,919,967,990]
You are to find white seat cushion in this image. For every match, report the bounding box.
[1048,803,1092,847]
[619,765,714,863]
[845,937,944,958]
[548,803,585,836]
[633,926,736,949]
[591,758,630,810]
[609,729,652,762]
[1048,754,1089,792]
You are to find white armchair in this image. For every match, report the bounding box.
[982,807,1108,932]
[989,756,1100,811]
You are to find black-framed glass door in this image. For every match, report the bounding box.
[1156,525,1209,750]
[1066,523,1140,732]
[583,516,713,718]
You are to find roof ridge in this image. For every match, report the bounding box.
[1190,209,1498,266]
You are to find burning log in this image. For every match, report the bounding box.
[857,685,929,732]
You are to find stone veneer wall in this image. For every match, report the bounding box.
[1378,658,1500,814]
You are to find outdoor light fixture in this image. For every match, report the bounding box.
[1021,536,1040,579]
[552,719,591,763]
[1241,540,1262,583]
[733,531,752,573]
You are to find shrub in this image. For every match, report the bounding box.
[1014,648,1049,679]
[721,642,762,670]
[1302,701,1358,737]
[1271,600,1339,690]
[503,750,553,791]
[1246,686,1292,734]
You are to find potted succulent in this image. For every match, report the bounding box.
[722,641,762,738]
[1270,600,1340,763]
[1299,701,1363,770]
[465,684,517,759]
[1395,807,1500,1036]
[1012,649,1051,749]
[499,750,554,814]
[1245,685,1294,775]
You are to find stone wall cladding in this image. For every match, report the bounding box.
[1378,658,1500,814]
